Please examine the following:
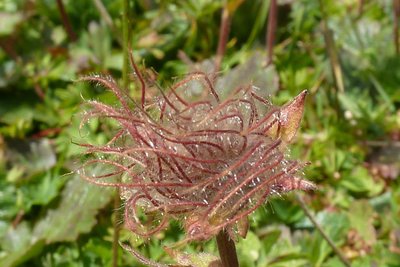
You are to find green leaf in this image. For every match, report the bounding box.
[20,172,66,210]
[347,200,376,246]
[4,138,56,181]
[0,222,45,267]
[216,51,279,99]
[0,12,23,36]
[303,211,350,267]
[0,173,113,266]
[33,174,113,242]
[340,166,384,197]
[237,231,261,265]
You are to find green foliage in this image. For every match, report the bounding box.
[1,0,400,266]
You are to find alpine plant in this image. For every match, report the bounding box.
[78,54,314,247]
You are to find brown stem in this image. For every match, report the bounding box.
[11,210,24,228]
[33,82,45,100]
[358,0,364,18]
[214,5,231,75]
[266,0,278,66]
[295,193,351,267]
[357,0,364,18]
[56,0,77,42]
[122,0,130,90]
[394,0,400,55]
[0,37,19,61]
[216,230,239,267]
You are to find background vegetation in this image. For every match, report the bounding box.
[1,0,400,266]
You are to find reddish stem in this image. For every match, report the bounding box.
[216,230,239,267]
[56,0,77,42]
[394,0,400,55]
[214,5,231,74]
[266,0,278,65]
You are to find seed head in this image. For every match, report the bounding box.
[78,59,313,244]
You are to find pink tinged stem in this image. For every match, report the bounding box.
[230,161,300,214]
[216,113,245,131]
[214,4,231,75]
[266,0,277,66]
[247,107,279,133]
[208,151,289,218]
[171,72,220,102]
[184,141,264,195]
[79,76,134,116]
[125,193,168,237]
[205,163,300,238]
[119,242,168,267]
[128,50,146,108]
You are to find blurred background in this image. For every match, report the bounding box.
[1,0,400,266]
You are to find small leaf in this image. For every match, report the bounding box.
[0,171,113,266]
[33,173,113,242]
[0,12,23,36]
[347,200,376,246]
[340,166,384,197]
[215,51,279,98]
[4,138,56,181]
[237,231,261,263]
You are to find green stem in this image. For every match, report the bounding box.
[295,193,351,267]
[122,0,130,90]
[113,1,131,267]
[92,0,123,46]
[112,190,121,267]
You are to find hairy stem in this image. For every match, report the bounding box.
[295,193,351,267]
[112,191,121,267]
[216,230,239,267]
[112,1,131,266]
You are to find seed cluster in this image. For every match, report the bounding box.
[79,65,313,243]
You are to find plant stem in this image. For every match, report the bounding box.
[266,0,277,66]
[113,1,131,267]
[214,4,231,75]
[216,230,239,267]
[295,193,351,267]
[56,0,77,42]
[92,0,123,46]
[393,0,400,55]
[319,0,344,93]
[357,0,364,18]
[112,191,121,267]
[122,0,130,90]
